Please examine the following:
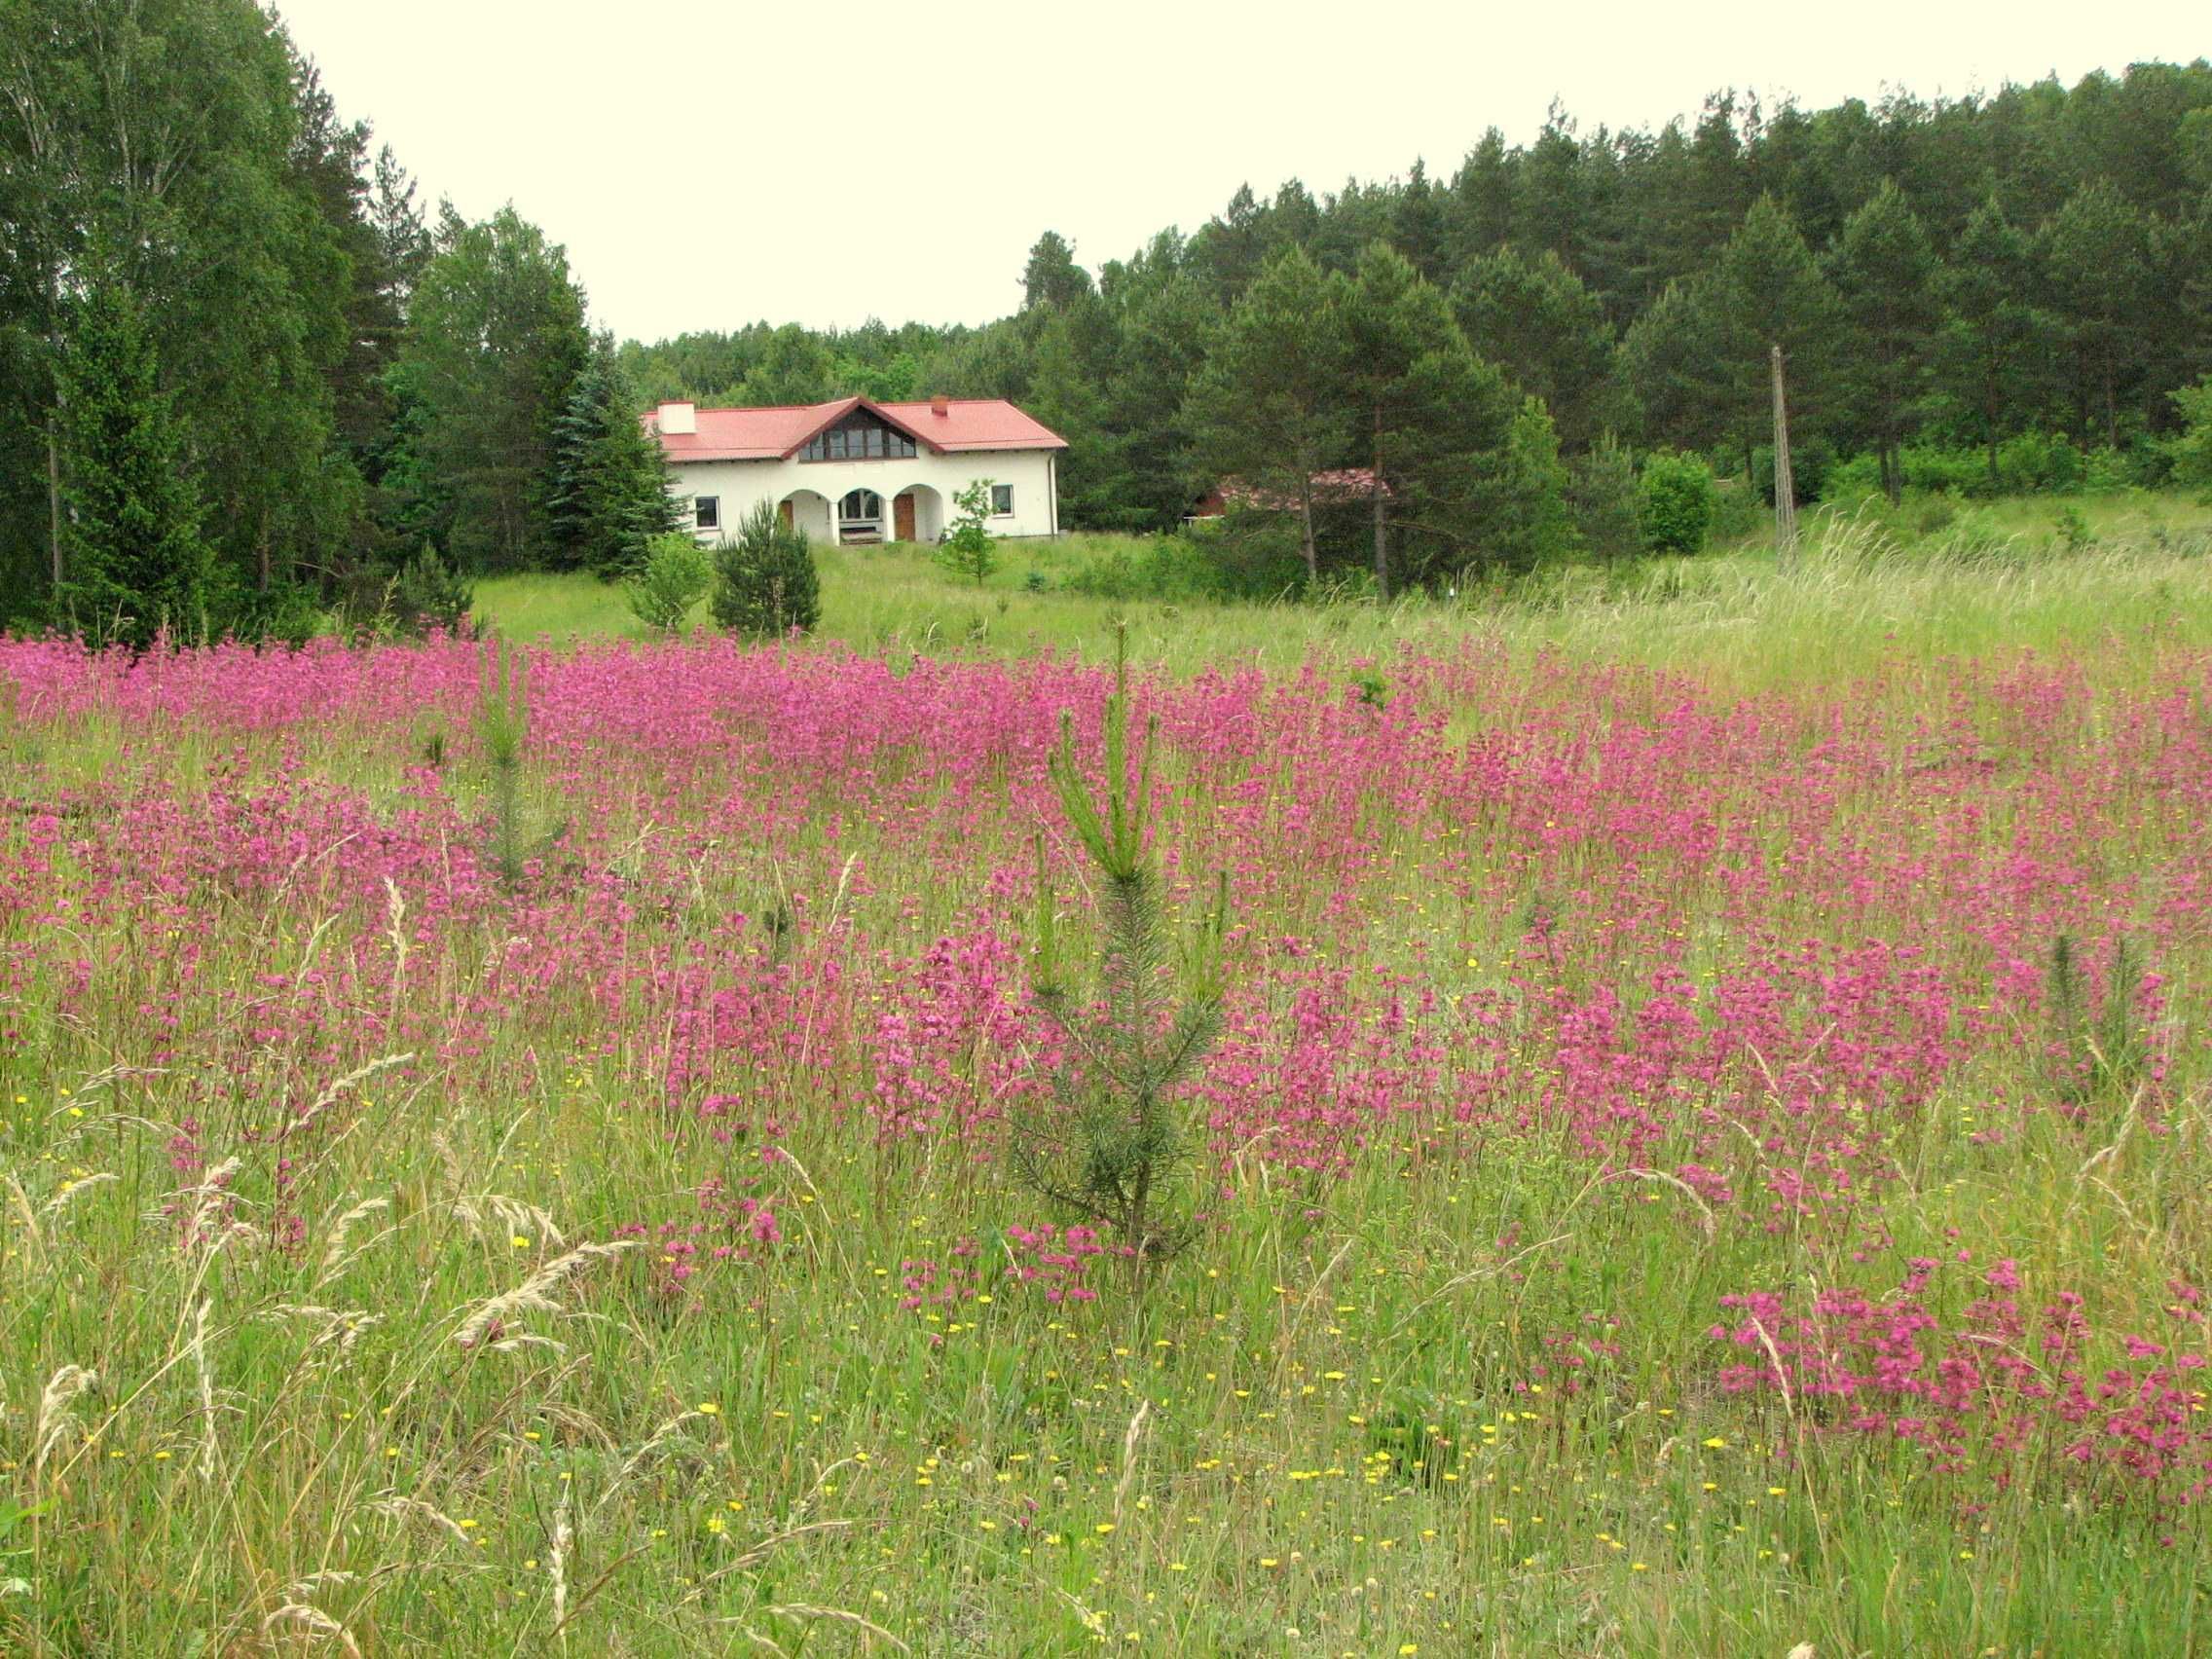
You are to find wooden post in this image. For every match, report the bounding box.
[1770,344,1797,564]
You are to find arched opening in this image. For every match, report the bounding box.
[778,489,833,544]
[835,488,885,544]
[891,483,945,544]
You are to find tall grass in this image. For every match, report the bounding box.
[475,498,2212,694]
[0,525,2208,1652]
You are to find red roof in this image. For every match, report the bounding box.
[647,396,1066,463]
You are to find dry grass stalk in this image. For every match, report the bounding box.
[260,1601,364,1656]
[454,1240,636,1347]
[367,1494,472,1547]
[315,1195,392,1287]
[32,1364,97,1475]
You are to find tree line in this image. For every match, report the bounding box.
[628,62,2212,589]
[0,0,674,643]
[5,7,2209,637]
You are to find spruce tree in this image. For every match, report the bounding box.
[547,334,680,578]
[55,281,215,646]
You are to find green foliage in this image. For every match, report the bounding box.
[936,481,1000,586]
[385,207,591,571]
[53,280,215,646]
[1566,435,1643,559]
[710,501,821,637]
[1826,181,1940,503]
[2172,377,2212,492]
[1341,241,1519,592]
[1186,247,1352,582]
[2044,933,2153,1109]
[1452,246,1628,452]
[1489,396,1580,570]
[1637,452,1716,553]
[547,335,681,578]
[625,534,713,635]
[1016,630,1229,1278]
[1063,525,1303,604]
[476,640,532,888]
[397,543,475,637]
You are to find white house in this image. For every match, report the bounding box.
[645,395,1067,545]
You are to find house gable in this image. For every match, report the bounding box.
[786,398,937,462]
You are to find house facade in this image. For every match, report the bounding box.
[645,395,1067,545]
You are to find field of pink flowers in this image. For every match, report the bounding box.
[0,629,2207,1653]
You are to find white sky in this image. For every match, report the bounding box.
[274,0,2206,343]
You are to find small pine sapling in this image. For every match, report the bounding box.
[1015,628,1229,1286]
[475,641,567,889]
[2044,931,2152,1109]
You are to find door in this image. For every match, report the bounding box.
[893,492,916,542]
[778,499,793,530]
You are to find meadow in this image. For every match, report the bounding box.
[2,508,2211,1654]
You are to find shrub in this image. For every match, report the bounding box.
[1750,436,1833,506]
[1636,452,1715,553]
[935,480,999,586]
[1566,435,1641,560]
[625,533,713,636]
[1708,475,1762,541]
[710,501,821,638]
[2169,376,2212,493]
[349,542,475,640]
[1995,431,2083,495]
[1063,529,1297,604]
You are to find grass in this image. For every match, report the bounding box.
[476,493,2212,692]
[1,497,2210,1652]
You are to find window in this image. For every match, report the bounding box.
[801,414,918,462]
[694,496,719,531]
[990,484,1014,517]
[838,489,883,523]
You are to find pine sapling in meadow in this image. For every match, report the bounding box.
[2043,932,2154,1111]
[1015,629,1230,1286]
[475,641,567,888]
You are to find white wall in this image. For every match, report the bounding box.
[673,449,1059,543]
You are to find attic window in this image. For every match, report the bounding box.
[802,412,918,462]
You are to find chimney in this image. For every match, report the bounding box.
[657,400,697,435]
[929,394,950,417]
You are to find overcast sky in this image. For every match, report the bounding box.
[273,0,2205,344]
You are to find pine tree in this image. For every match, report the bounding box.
[1826,181,1940,502]
[54,280,215,646]
[1712,196,1842,469]
[2040,181,2154,446]
[547,334,680,577]
[1186,248,1353,583]
[1937,199,2046,491]
[1452,248,1628,452]
[387,206,592,570]
[1341,243,1517,593]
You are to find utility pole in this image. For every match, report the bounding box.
[1770,344,1797,564]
